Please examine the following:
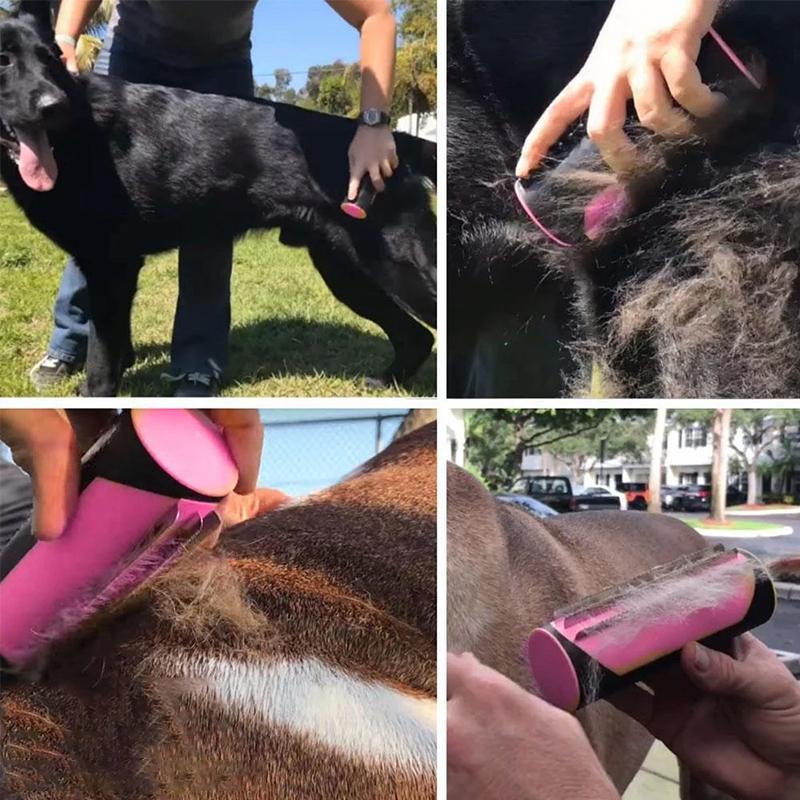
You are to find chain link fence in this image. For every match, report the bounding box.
[258,410,408,496]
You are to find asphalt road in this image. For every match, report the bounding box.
[667,510,800,653]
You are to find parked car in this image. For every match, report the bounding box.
[495,494,559,518]
[676,484,711,511]
[660,485,685,510]
[508,476,576,513]
[573,484,626,511]
[507,476,622,513]
[669,484,748,512]
[616,482,651,511]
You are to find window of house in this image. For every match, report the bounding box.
[681,426,708,448]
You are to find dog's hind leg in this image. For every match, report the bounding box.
[308,243,434,386]
[80,256,141,397]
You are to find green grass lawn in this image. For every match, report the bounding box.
[680,517,785,531]
[0,195,435,397]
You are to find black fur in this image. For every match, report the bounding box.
[0,7,436,396]
[448,0,800,398]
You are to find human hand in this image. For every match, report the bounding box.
[0,410,80,540]
[56,39,79,75]
[0,409,266,542]
[347,123,399,198]
[447,652,620,800]
[613,634,800,800]
[203,409,263,495]
[516,0,724,177]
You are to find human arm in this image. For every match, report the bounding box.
[53,0,102,74]
[327,0,399,197]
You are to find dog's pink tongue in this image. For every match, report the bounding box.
[16,127,57,191]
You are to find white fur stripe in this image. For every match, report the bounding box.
[173,655,436,772]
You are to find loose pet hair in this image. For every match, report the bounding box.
[448,0,800,398]
[0,3,436,396]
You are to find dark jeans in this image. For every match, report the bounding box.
[47,42,254,376]
[0,458,32,550]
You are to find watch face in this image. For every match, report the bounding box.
[364,109,380,126]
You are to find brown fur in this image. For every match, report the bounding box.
[1,423,437,800]
[447,462,707,792]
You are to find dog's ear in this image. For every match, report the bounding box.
[16,0,56,42]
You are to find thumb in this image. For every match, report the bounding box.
[681,640,776,706]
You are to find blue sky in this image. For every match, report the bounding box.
[251,1,361,84]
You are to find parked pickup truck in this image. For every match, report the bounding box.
[508,476,621,513]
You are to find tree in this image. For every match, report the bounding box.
[316,69,359,116]
[465,409,648,492]
[729,410,800,505]
[392,0,436,121]
[648,407,667,513]
[545,415,650,484]
[710,409,732,521]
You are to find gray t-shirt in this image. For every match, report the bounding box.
[109,0,258,67]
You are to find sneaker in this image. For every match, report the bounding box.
[29,354,81,390]
[165,371,221,398]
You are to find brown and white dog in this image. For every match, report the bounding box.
[1,423,437,800]
[447,461,730,799]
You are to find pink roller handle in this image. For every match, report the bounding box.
[0,479,216,665]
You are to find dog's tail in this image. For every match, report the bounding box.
[396,133,437,187]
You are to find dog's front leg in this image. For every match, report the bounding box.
[80,259,140,397]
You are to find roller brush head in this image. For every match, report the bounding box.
[341,176,376,220]
[527,545,776,712]
[0,409,239,671]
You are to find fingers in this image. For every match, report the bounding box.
[629,60,693,137]
[681,638,798,707]
[660,49,727,118]
[586,74,638,175]
[0,410,80,540]
[205,409,263,495]
[368,164,386,193]
[516,77,592,177]
[347,174,361,201]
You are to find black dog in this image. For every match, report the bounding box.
[0,4,436,396]
[448,0,800,398]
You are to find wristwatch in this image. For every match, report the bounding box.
[359,108,391,127]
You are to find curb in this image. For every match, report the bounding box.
[727,507,800,517]
[776,582,800,601]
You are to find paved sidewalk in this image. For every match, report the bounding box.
[623,742,679,800]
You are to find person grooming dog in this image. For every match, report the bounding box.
[448,647,800,800]
[31,0,399,397]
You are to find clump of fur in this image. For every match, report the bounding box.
[147,548,271,647]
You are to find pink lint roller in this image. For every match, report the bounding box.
[527,545,776,712]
